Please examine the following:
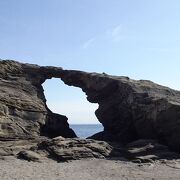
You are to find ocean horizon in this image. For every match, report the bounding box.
[70,124,103,138]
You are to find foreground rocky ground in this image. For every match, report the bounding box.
[1,136,180,180]
[1,136,180,163]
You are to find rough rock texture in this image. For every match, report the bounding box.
[0,136,118,162]
[125,139,180,163]
[1,136,179,163]
[0,60,76,139]
[0,60,180,154]
[60,71,180,152]
[20,136,114,162]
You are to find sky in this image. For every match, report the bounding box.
[0,0,180,124]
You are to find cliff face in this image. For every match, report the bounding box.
[60,70,180,151]
[0,60,76,139]
[1,60,180,152]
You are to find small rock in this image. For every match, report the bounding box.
[17,150,41,162]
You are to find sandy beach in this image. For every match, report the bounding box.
[0,157,180,180]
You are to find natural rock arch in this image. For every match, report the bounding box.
[42,77,100,137]
[1,60,180,152]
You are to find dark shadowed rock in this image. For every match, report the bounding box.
[0,59,180,154]
[59,70,180,152]
[125,139,180,163]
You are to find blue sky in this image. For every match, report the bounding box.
[0,0,180,123]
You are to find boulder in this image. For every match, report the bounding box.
[17,150,41,162]
[35,137,113,161]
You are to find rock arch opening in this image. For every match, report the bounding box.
[42,78,103,138]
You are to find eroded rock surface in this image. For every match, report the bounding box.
[0,60,76,139]
[60,70,180,152]
[0,136,117,162]
[1,136,179,163]
[30,136,114,161]
[0,59,180,154]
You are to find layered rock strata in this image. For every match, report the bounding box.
[0,60,76,139]
[0,60,180,153]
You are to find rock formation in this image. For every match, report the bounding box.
[0,59,180,155]
[21,136,114,162]
[59,70,180,152]
[0,60,76,139]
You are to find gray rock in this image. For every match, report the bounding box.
[0,59,180,153]
[0,136,116,162]
[17,150,41,162]
[0,60,76,139]
[36,137,113,161]
[59,70,180,152]
[125,139,180,163]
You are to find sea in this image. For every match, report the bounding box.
[70,124,103,138]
